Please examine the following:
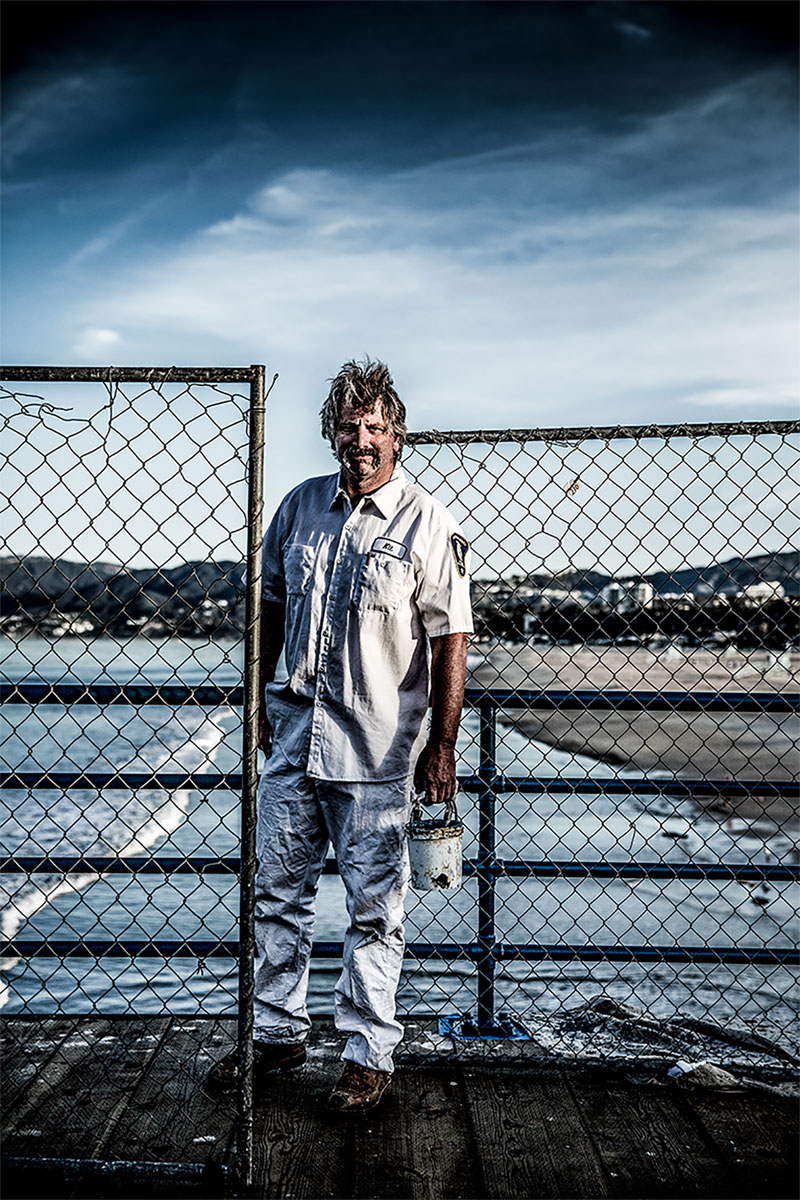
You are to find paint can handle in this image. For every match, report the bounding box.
[411,790,459,824]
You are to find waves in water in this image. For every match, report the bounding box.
[0,636,242,1011]
[0,704,228,1008]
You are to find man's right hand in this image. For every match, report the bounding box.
[257,598,286,759]
[258,711,273,757]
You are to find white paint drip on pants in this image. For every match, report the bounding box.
[253,743,411,1074]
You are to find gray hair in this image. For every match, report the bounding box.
[320,358,407,458]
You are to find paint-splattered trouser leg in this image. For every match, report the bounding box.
[316,775,412,1075]
[253,746,328,1044]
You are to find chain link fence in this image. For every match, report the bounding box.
[1,366,265,1182]
[397,422,799,1078]
[1,372,798,1178]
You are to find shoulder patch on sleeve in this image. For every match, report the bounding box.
[450,533,469,577]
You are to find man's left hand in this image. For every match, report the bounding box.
[413,740,458,810]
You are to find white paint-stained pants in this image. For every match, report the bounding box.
[252,744,411,1074]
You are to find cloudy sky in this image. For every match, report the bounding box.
[2,1,798,567]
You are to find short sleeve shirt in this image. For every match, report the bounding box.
[261,466,473,781]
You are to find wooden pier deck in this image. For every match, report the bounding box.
[2,1015,797,1199]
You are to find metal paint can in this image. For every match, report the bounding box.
[407,817,464,890]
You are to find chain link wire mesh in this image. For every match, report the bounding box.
[1,367,265,1175]
[2,378,798,1177]
[397,423,799,1078]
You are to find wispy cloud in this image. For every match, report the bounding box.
[72,327,122,359]
[57,76,796,430]
[614,20,653,42]
[2,68,131,172]
[683,386,798,409]
[66,195,169,267]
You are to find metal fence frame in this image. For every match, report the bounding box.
[0,365,265,1189]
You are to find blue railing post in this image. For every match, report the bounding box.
[477,698,497,1028]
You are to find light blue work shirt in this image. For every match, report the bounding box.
[260,466,473,781]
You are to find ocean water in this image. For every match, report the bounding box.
[0,637,243,1013]
[1,636,797,1061]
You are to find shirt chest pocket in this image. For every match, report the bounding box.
[284,544,316,597]
[354,555,414,614]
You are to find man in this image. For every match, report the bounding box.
[209,358,472,1113]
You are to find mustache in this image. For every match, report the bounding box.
[342,446,380,469]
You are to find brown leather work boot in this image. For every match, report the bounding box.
[206,1040,306,1088]
[326,1061,392,1114]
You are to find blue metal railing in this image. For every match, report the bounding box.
[2,681,798,1026]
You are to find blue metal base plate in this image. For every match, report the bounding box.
[438,1013,530,1040]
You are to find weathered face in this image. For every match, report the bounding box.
[334,397,400,494]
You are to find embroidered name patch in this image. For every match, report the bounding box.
[371,537,407,560]
[450,533,469,577]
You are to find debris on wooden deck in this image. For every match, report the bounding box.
[2,1015,797,1199]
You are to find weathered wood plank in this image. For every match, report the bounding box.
[1,1156,229,1200]
[462,1065,611,1199]
[86,1016,238,1165]
[3,1016,797,1200]
[681,1088,799,1200]
[567,1074,734,1199]
[1,1017,81,1112]
[2,1017,170,1161]
[250,1050,350,1199]
[2,1017,115,1140]
[349,1065,484,1200]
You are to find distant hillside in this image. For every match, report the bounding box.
[646,551,800,597]
[0,555,246,637]
[526,567,611,593]
[503,550,799,598]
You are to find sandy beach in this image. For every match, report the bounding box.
[469,644,799,829]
